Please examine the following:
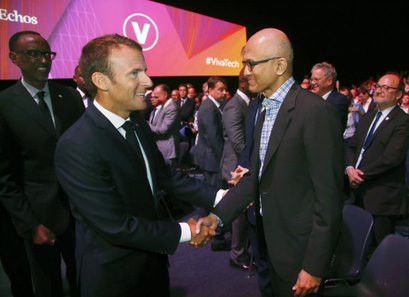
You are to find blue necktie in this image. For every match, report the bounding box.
[362,111,382,150]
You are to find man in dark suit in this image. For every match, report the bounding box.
[199,28,344,297]
[0,204,34,297]
[178,83,195,124]
[194,76,227,187]
[54,34,221,297]
[346,72,409,245]
[310,62,349,131]
[0,31,84,297]
[221,70,252,269]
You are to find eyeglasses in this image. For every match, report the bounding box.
[14,50,57,60]
[375,83,399,92]
[242,56,281,71]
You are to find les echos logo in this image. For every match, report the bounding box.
[0,8,38,25]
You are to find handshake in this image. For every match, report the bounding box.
[187,214,219,248]
[186,165,250,248]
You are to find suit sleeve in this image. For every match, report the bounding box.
[222,101,246,155]
[0,114,39,237]
[148,103,179,136]
[55,137,182,254]
[198,105,223,158]
[302,103,343,277]
[362,115,409,181]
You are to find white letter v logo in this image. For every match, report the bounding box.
[131,22,150,44]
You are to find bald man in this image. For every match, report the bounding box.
[199,28,344,297]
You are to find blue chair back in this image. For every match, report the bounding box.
[329,205,374,279]
[357,235,409,297]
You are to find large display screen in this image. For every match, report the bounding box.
[0,0,246,79]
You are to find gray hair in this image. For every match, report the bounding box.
[311,62,337,83]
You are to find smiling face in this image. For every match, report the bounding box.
[10,34,52,89]
[242,28,292,98]
[373,74,402,110]
[99,45,153,118]
[310,68,333,96]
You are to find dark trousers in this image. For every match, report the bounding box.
[24,221,78,297]
[0,208,34,297]
[373,215,397,245]
[354,190,397,246]
[247,210,273,297]
[81,252,169,297]
[230,212,250,263]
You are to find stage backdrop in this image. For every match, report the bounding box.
[0,0,246,79]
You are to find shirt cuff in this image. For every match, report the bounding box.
[345,166,354,175]
[214,189,228,207]
[179,222,191,243]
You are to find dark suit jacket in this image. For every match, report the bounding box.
[179,98,195,123]
[214,84,344,282]
[0,81,84,237]
[55,103,217,295]
[346,107,409,215]
[194,98,224,173]
[221,92,249,181]
[238,95,263,168]
[327,90,349,132]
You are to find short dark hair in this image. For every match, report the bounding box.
[156,83,170,95]
[9,31,41,51]
[207,76,227,89]
[79,34,142,98]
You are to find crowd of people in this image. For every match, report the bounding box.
[0,27,408,297]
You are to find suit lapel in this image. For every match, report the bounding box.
[13,81,56,137]
[48,83,63,136]
[260,85,297,177]
[364,106,398,150]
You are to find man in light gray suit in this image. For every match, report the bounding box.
[221,70,253,269]
[148,84,180,169]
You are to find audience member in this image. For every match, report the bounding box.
[0,30,84,297]
[220,69,252,270]
[310,62,349,131]
[148,84,180,169]
[346,72,409,245]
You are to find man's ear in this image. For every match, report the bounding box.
[91,72,110,92]
[9,52,18,65]
[275,58,288,76]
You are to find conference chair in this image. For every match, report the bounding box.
[320,234,409,297]
[320,205,374,291]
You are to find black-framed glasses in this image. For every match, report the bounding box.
[375,83,399,92]
[242,56,281,71]
[14,50,57,60]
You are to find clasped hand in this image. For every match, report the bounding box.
[187,214,219,248]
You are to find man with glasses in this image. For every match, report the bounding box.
[310,62,349,131]
[346,72,409,246]
[198,28,344,297]
[0,31,84,297]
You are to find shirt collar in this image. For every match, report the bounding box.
[236,89,250,106]
[264,77,295,104]
[379,105,395,117]
[322,90,332,100]
[208,95,221,108]
[21,77,49,98]
[76,87,86,98]
[93,100,128,130]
